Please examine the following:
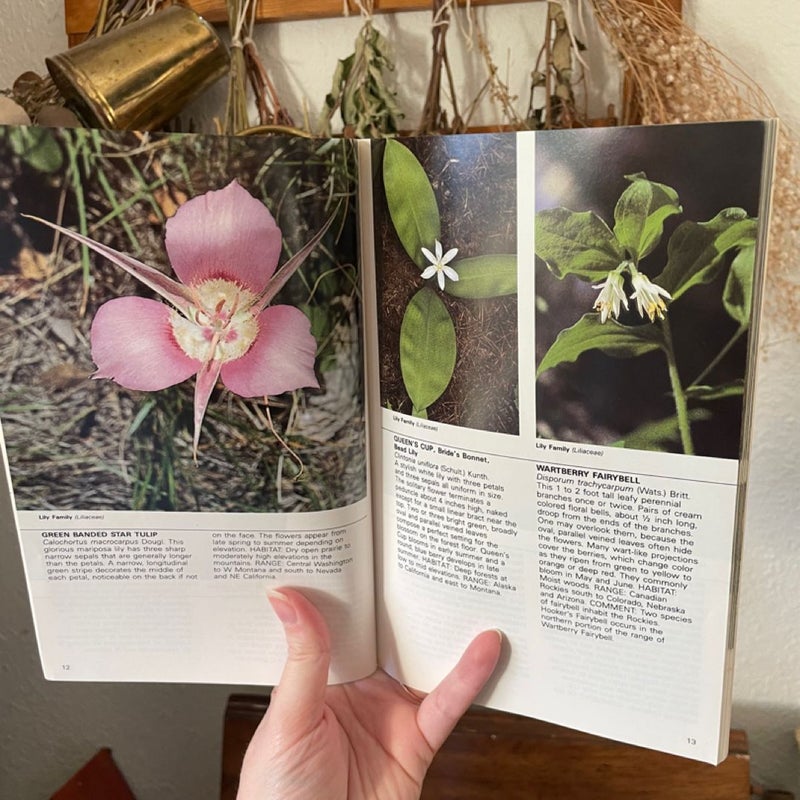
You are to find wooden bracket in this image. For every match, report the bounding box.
[66,0,537,44]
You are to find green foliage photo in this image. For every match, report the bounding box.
[379,137,519,431]
[536,169,760,456]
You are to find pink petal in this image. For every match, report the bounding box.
[91,297,201,391]
[220,305,319,398]
[193,359,222,458]
[165,181,282,294]
[256,211,336,311]
[24,214,195,315]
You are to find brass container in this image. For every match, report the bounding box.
[46,5,229,131]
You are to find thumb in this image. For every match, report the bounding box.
[237,589,332,799]
[266,588,332,733]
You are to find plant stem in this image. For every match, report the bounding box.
[417,0,453,134]
[689,325,746,388]
[95,0,110,35]
[662,318,693,455]
[63,130,91,317]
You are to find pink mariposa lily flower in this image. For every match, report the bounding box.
[29,180,329,457]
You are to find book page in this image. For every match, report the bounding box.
[0,126,375,684]
[366,122,774,763]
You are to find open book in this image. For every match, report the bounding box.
[0,119,776,763]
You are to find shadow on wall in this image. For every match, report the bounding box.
[731,701,800,797]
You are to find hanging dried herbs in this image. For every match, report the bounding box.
[461,6,526,131]
[319,5,402,138]
[527,1,588,129]
[416,0,464,135]
[224,0,295,134]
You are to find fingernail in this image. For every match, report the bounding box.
[268,590,297,626]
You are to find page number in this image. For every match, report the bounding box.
[687,737,696,746]
[61,664,71,671]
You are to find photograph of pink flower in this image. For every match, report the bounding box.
[30,180,326,459]
[0,127,364,512]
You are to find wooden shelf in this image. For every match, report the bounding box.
[66,0,536,41]
[65,0,681,46]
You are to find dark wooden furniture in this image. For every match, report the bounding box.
[221,693,792,800]
[50,748,137,800]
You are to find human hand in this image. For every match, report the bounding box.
[236,588,502,800]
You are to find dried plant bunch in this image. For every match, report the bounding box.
[224,0,295,134]
[319,3,402,138]
[590,0,799,334]
[461,6,524,130]
[425,0,590,133]
[527,1,589,129]
[416,0,465,135]
[88,0,172,38]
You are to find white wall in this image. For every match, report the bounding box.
[0,2,798,797]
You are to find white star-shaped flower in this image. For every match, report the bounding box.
[592,271,629,323]
[421,240,459,291]
[630,272,672,322]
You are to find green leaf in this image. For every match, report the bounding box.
[722,245,755,327]
[383,140,440,267]
[400,287,456,414]
[613,409,711,451]
[127,399,156,438]
[534,207,624,281]
[684,381,744,401]
[655,208,757,300]
[613,173,682,261]
[536,314,665,378]
[323,54,353,111]
[300,303,339,373]
[444,254,517,298]
[9,126,63,173]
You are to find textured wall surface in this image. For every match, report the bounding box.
[1,1,798,798]
[0,1,64,82]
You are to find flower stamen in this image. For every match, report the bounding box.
[630,272,672,322]
[171,278,260,363]
[592,270,628,323]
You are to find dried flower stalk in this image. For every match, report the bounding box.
[224,0,295,134]
[527,1,588,129]
[416,0,465,135]
[461,6,525,130]
[88,0,170,38]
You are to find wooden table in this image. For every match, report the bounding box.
[221,694,788,800]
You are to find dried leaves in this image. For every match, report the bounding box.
[319,17,402,138]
